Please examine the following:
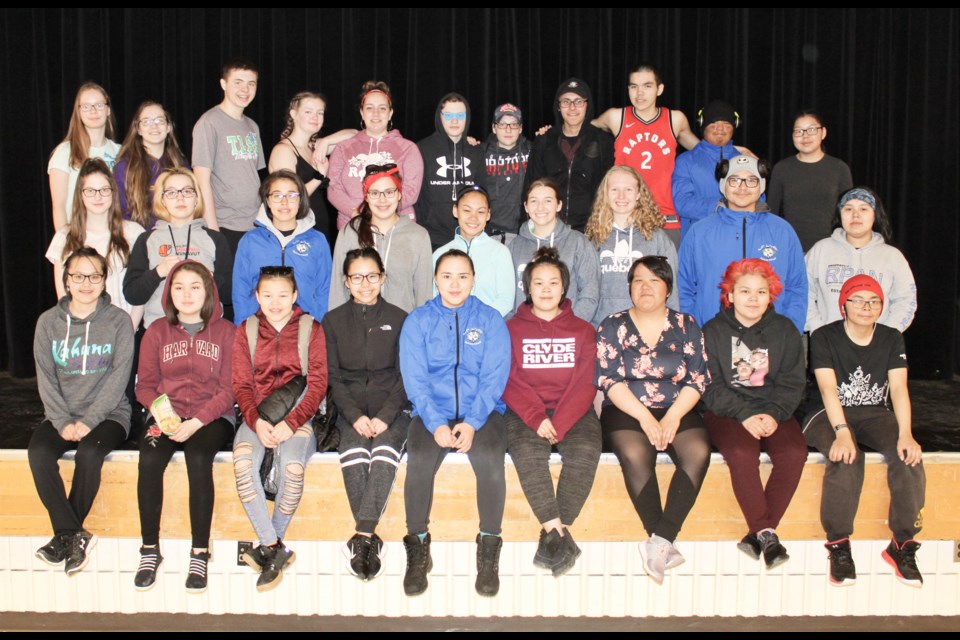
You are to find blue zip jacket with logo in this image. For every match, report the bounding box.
[399,294,510,433]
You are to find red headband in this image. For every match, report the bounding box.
[362,166,402,197]
[361,88,392,107]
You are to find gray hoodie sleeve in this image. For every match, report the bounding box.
[329,230,352,310]
[412,231,434,309]
[882,250,917,332]
[33,313,74,433]
[572,235,601,322]
[78,314,134,431]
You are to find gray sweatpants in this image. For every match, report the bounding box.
[505,408,601,526]
[338,412,410,533]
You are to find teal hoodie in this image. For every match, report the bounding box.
[433,230,515,317]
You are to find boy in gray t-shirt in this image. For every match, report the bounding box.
[192,58,265,251]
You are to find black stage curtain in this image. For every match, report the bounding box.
[1,8,957,377]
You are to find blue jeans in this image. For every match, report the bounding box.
[233,423,316,546]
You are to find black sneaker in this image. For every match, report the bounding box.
[344,533,369,580]
[825,538,857,586]
[36,534,70,566]
[185,550,210,593]
[242,545,267,573]
[882,539,923,588]
[402,533,432,596]
[551,530,582,578]
[758,531,790,570]
[475,534,502,597]
[533,529,558,569]
[364,533,385,580]
[134,546,163,591]
[64,530,97,576]
[256,541,295,593]
[736,533,762,560]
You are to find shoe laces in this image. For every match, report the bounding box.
[138,549,160,572]
[188,553,209,578]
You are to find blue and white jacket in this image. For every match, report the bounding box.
[232,206,332,324]
[678,203,807,333]
[399,294,510,433]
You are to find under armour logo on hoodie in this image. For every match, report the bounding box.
[435,156,472,178]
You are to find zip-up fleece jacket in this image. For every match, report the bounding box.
[678,202,807,333]
[34,293,134,435]
[327,128,423,229]
[136,261,236,425]
[123,218,233,328]
[415,94,485,247]
[508,218,600,322]
[322,297,408,426]
[432,230,516,317]
[503,299,597,441]
[399,294,509,433]
[232,206,332,324]
[702,305,805,423]
[232,306,327,431]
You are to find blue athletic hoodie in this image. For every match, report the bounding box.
[678,203,807,333]
[232,205,332,324]
[671,139,740,243]
[399,294,510,433]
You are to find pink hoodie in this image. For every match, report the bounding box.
[327,129,423,229]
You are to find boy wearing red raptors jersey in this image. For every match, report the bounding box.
[593,64,698,247]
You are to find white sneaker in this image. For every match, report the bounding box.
[664,541,686,570]
[640,536,670,585]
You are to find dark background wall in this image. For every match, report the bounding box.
[1,8,957,378]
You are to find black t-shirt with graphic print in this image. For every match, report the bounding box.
[809,320,907,411]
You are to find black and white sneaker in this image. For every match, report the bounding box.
[736,533,762,560]
[134,546,163,591]
[758,531,790,570]
[825,538,856,586]
[364,533,386,580]
[64,530,97,576]
[343,533,369,580]
[256,541,296,593]
[36,534,70,566]
[185,550,210,593]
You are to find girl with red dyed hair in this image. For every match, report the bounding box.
[701,258,808,570]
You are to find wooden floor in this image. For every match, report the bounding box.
[2,450,957,541]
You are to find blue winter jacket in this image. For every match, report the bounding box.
[399,294,510,433]
[232,206,332,325]
[678,203,807,333]
[671,139,739,243]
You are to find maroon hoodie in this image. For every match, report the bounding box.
[232,305,327,432]
[503,299,597,441]
[136,260,236,426]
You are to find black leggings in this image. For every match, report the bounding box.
[602,405,710,541]
[28,420,127,535]
[137,418,234,547]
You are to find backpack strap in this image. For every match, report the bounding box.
[245,315,260,367]
[244,313,314,375]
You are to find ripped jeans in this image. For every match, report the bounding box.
[233,423,316,546]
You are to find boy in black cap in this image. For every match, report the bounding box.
[481,103,531,240]
[525,78,614,232]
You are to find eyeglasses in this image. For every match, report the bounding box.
[558,98,587,108]
[846,298,883,309]
[346,272,384,285]
[364,163,398,177]
[495,122,521,131]
[67,272,104,284]
[260,266,294,276]
[726,176,761,188]
[139,116,168,128]
[81,187,113,198]
[441,111,466,122]
[162,188,197,200]
[78,103,107,113]
[268,192,301,203]
[368,188,399,199]
[792,126,823,138]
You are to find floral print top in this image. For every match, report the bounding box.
[595,309,709,408]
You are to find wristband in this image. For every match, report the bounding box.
[833,423,849,433]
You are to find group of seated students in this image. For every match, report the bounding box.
[30,59,924,598]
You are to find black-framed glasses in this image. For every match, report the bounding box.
[268,192,301,203]
[367,188,399,200]
[260,266,294,276]
[346,272,384,285]
[67,272,104,284]
[726,177,761,188]
[846,298,883,309]
[558,98,587,108]
[162,188,197,200]
[494,122,521,131]
[792,126,823,138]
[364,163,398,177]
[81,187,113,198]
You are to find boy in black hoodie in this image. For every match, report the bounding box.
[525,78,615,232]
[416,93,484,249]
